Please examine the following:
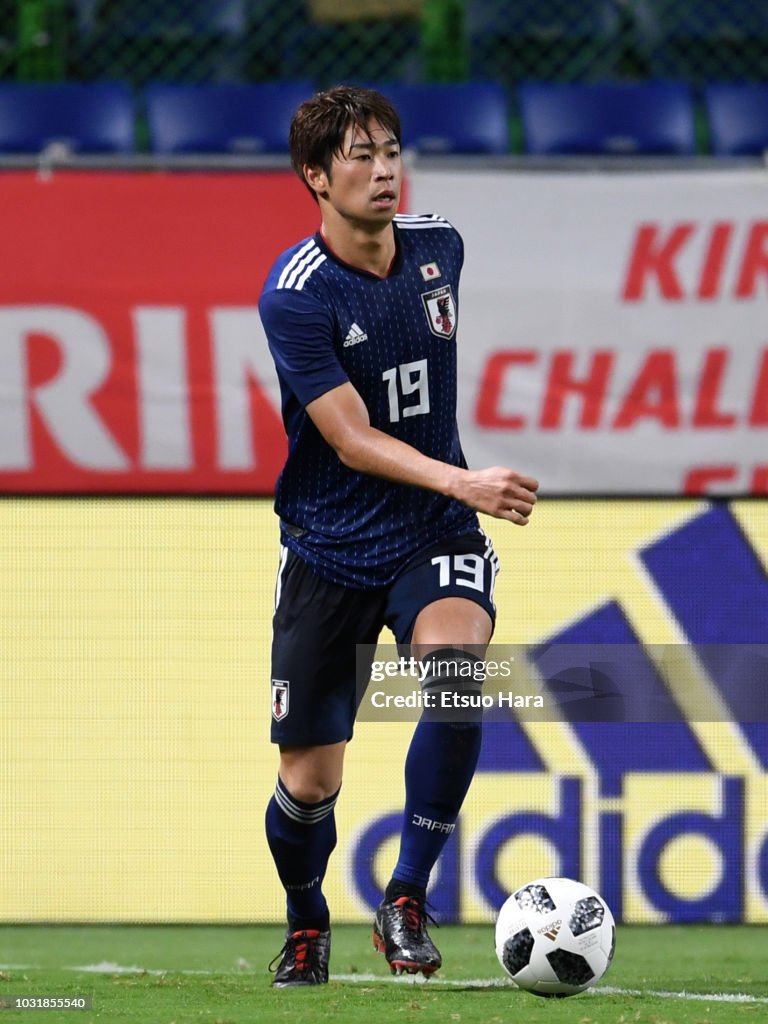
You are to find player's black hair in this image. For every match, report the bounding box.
[289,85,401,201]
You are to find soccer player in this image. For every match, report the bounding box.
[259,85,538,987]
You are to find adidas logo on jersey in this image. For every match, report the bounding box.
[343,322,369,347]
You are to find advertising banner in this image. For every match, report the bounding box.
[411,168,768,495]
[2,167,767,494]
[0,171,312,493]
[3,497,767,923]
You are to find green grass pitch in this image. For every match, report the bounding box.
[0,924,765,1023]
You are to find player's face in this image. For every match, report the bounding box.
[317,118,402,225]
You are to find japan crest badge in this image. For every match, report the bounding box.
[271,679,290,721]
[421,284,457,338]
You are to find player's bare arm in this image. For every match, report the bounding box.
[306,381,539,524]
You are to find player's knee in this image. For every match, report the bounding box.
[419,647,486,726]
[278,749,344,802]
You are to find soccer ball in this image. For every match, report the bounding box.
[495,876,615,997]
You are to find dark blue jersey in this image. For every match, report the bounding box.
[259,213,479,587]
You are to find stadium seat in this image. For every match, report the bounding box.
[632,1,768,84]
[0,81,134,154]
[466,0,622,87]
[518,80,697,155]
[703,82,768,156]
[378,82,510,155]
[144,81,314,155]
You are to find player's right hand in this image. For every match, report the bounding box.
[452,466,539,524]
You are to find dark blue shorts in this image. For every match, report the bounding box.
[269,530,500,746]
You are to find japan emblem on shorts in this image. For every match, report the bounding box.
[272,679,290,721]
[421,284,457,339]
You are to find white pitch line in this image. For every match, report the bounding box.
[332,972,508,987]
[333,974,768,1002]
[72,962,159,975]
[69,962,228,977]
[7,964,768,1005]
[595,985,768,1005]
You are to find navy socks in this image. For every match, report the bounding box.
[390,718,482,892]
[265,776,339,932]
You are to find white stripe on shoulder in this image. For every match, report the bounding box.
[277,239,321,290]
[395,213,448,223]
[395,213,453,230]
[294,251,326,291]
[281,244,323,290]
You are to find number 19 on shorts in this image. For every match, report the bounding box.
[431,553,485,592]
